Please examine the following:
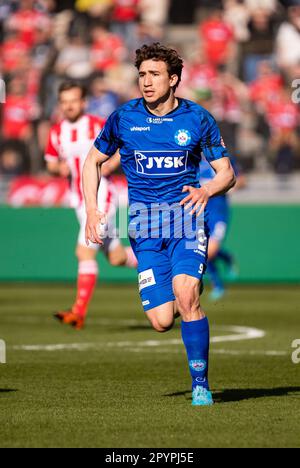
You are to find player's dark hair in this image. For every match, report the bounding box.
[58,81,88,99]
[135,43,184,91]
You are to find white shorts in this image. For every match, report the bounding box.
[76,177,121,254]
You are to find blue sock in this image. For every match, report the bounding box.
[181,318,210,390]
[207,260,224,290]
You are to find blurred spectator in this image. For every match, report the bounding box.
[249,61,284,112]
[266,87,299,175]
[241,8,278,82]
[90,21,127,71]
[1,76,34,141]
[223,0,250,42]
[87,72,119,118]
[0,29,31,75]
[0,140,30,177]
[276,6,300,78]
[211,67,249,156]
[75,0,113,19]
[7,0,52,48]
[31,25,54,71]
[138,0,170,42]
[199,9,235,67]
[0,0,18,43]
[0,0,298,183]
[186,48,217,92]
[54,32,92,80]
[111,0,140,52]
[245,0,278,13]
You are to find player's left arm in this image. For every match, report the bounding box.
[181,111,236,217]
[181,157,236,217]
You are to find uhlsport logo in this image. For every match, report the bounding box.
[175,129,192,147]
[130,126,151,132]
[135,150,188,176]
[0,340,6,364]
[189,360,207,372]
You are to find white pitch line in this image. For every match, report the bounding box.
[11,325,266,352]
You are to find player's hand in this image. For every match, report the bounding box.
[59,160,70,178]
[180,185,210,217]
[85,208,107,246]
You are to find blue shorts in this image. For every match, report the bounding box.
[129,205,209,312]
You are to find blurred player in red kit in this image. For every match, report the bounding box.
[45,81,137,329]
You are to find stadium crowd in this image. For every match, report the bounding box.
[0,0,299,185]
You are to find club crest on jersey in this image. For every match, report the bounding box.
[135,150,188,177]
[189,360,207,372]
[174,129,192,147]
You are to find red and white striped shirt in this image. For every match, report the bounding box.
[45,114,105,208]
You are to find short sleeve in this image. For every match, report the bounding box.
[200,113,230,162]
[94,110,120,157]
[45,127,59,162]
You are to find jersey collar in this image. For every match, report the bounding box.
[142,98,183,117]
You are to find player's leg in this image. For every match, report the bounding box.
[217,248,239,280]
[169,217,213,406]
[72,244,98,323]
[146,301,175,333]
[173,274,213,406]
[54,206,99,329]
[207,221,228,300]
[107,242,137,268]
[133,241,176,332]
[207,238,225,301]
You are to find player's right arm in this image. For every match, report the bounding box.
[84,109,121,245]
[83,146,109,246]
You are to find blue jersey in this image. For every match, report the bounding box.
[94,98,229,207]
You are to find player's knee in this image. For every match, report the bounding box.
[108,248,127,267]
[76,245,95,262]
[109,255,125,267]
[149,317,174,333]
[152,322,173,333]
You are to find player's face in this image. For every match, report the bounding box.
[59,88,86,122]
[138,60,178,105]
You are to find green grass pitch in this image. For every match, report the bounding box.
[0,284,299,448]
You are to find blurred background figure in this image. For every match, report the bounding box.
[87,72,120,119]
[0,0,298,197]
[276,5,300,80]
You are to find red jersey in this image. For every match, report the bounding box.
[266,100,299,133]
[250,74,283,109]
[2,95,33,139]
[8,9,51,47]
[0,38,30,73]
[200,20,234,65]
[112,0,139,22]
[91,34,125,70]
[188,63,217,90]
[45,115,105,207]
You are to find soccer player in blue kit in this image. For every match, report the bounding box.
[83,43,236,406]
